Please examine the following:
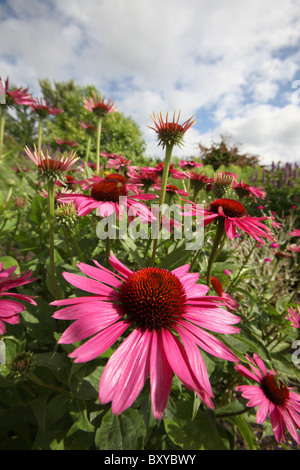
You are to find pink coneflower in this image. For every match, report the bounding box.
[235,353,300,445]
[30,98,63,118]
[232,180,266,202]
[101,151,136,173]
[51,254,240,418]
[149,111,196,149]
[24,145,79,181]
[83,94,116,118]
[0,263,37,334]
[286,306,300,328]
[185,170,214,196]
[287,244,300,253]
[289,229,300,237]
[0,77,35,107]
[198,198,275,244]
[54,138,78,148]
[58,179,156,219]
[179,160,203,170]
[153,183,189,197]
[127,167,160,190]
[79,121,97,135]
[148,162,185,180]
[206,276,239,311]
[80,173,142,195]
[264,257,272,263]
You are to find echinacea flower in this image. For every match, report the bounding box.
[207,276,239,311]
[0,263,37,334]
[51,254,240,418]
[232,180,266,202]
[80,172,142,195]
[288,244,300,253]
[179,160,203,170]
[149,111,196,149]
[191,198,275,244]
[286,306,300,328]
[58,179,157,219]
[79,121,97,135]
[185,171,214,197]
[25,145,79,182]
[153,183,189,198]
[127,167,160,191]
[30,98,63,118]
[235,353,300,445]
[1,77,35,107]
[289,229,300,237]
[83,94,116,118]
[54,138,78,148]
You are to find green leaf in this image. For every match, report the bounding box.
[31,352,71,384]
[0,256,20,274]
[164,401,229,450]
[158,242,192,270]
[119,238,145,268]
[68,399,94,435]
[95,409,146,450]
[226,414,259,450]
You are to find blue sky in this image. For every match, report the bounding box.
[1,0,300,165]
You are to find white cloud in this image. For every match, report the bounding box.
[1,0,300,164]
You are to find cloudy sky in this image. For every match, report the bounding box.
[1,0,300,166]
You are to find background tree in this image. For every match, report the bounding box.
[39,79,147,164]
[199,135,260,170]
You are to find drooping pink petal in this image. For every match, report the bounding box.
[224,218,236,239]
[150,330,174,419]
[180,320,238,362]
[58,308,124,344]
[175,325,213,398]
[68,320,130,363]
[161,328,204,394]
[111,330,152,415]
[99,329,142,404]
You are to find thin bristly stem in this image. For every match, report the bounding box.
[37,118,43,155]
[48,180,59,300]
[96,117,103,176]
[206,221,226,287]
[0,104,6,164]
[151,143,173,267]
[226,241,256,293]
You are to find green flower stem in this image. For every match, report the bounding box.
[206,220,226,287]
[105,237,111,266]
[84,135,92,176]
[150,143,173,267]
[28,372,74,398]
[289,278,300,303]
[37,118,43,155]
[227,241,256,293]
[96,117,103,176]
[65,226,84,262]
[48,180,59,300]
[189,232,210,272]
[0,104,6,164]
